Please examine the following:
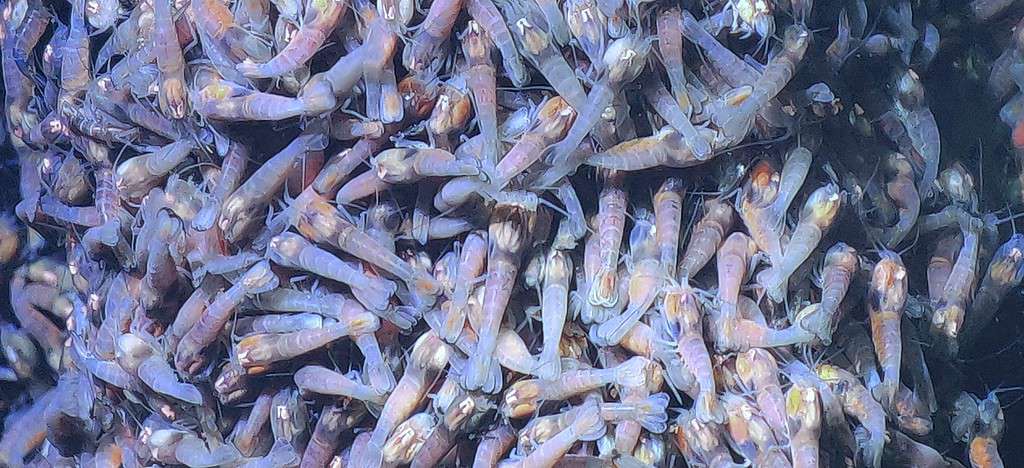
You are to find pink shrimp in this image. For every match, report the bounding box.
[236,313,379,373]
[594,209,663,345]
[662,284,721,423]
[799,242,858,344]
[867,250,908,409]
[589,173,627,307]
[536,248,572,380]
[786,384,822,468]
[238,0,346,78]
[763,183,843,302]
[678,198,734,280]
[931,216,982,356]
[294,365,387,404]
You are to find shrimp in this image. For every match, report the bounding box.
[963,234,1024,344]
[508,400,606,468]
[799,242,858,344]
[461,21,500,172]
[9,271,64,370]
[294,365,387,404]
[219,132,327,243]
[536,248,572,380]
[401,0,462,73]
[440,231,487,342]
[654,178,685,274]
[678,198,734,280]
[735,349,789,444]
[713,232,757,350]
[889,69,940,200]
[152,0,188,119]
[289,187,441,299]
[464,201,535,392]
[372,148,480,183]
[711,25,809,146]
[503,0,587,110]
[763,183,843,302]
[589,174,627,307]
[786,384,822,468]
[642,76,713,160]
[195,81,334,121]
[473,424,516,468]
[501,357,649,418]
[662,284,722,423]
[594,209,662,345]
[237,0,345,78]
[174,261,280,375]
[360,332,451,468]
[931,216,981,356]
[867,250,908,409]
[565,0,607,67]
[237,313,378,373]
[536,34,651,186]
[816,364,885,467]
[877,152,920,248]
[0,386,54,466]
[671,409,736,467]
[116,140,196,200]
[193,140,248,232]
[302,404,366,468]
[268,232,396,311]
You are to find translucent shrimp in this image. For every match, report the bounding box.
[565,0,607,67]
[536,34,651,186]
[116,140,196,200]
[175,261,280,375]
[586,125,714,171]
[402,0,463,73]
[678,198,734,280]
[462,21,500,171]
[594,209,662,345]
[289,187,441,300]
[589,174,627,307]
[713,232,757,349]
[816,364,885,467]
[268,232,396,311]
[763,183,842,302]
[237,0,345,78]
[219,132,327,243]
[642,76,713,161]
[735,349,789,444]
[236,313,378,373]
[662,284,721,423]
[963,234,1024,344]
[360,332,451,468]
[878,152,920,248]
[890,69,941,200]
[671,408,736,467]
[194,81,334,121]
[473,424,516,468]
[536,248,572,380]
[931,216,981,356]
[785,384,822,468]
[799,242,858,344]
[508,400,606,468]
[712,25,809,147]
[503,0,587,110]
[294,365,387,404]
[372,148,480,183]
[654,178,685,274]
[501,357,649,418]
[867,250,908,409]
[152,0,188,119]
[464,201,535,392]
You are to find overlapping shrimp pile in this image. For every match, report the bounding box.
[4,0,1024,465]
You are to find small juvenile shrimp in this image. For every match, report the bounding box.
[268,232,396,311]
[678,198,734,280]
[890,69,940,200]
[237,0,345,78]
[816,364,885,468]
[152,0,188,119]
[536,248,572,380]
[175,261,280,375]
[294,365,387,404]
[799,242,858,344]
[589,174,627,307]
[763,183,843,302]
[867,250,908,409]
[786,384,822,468]
[877,153,920,248]
[508,400,606,468]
